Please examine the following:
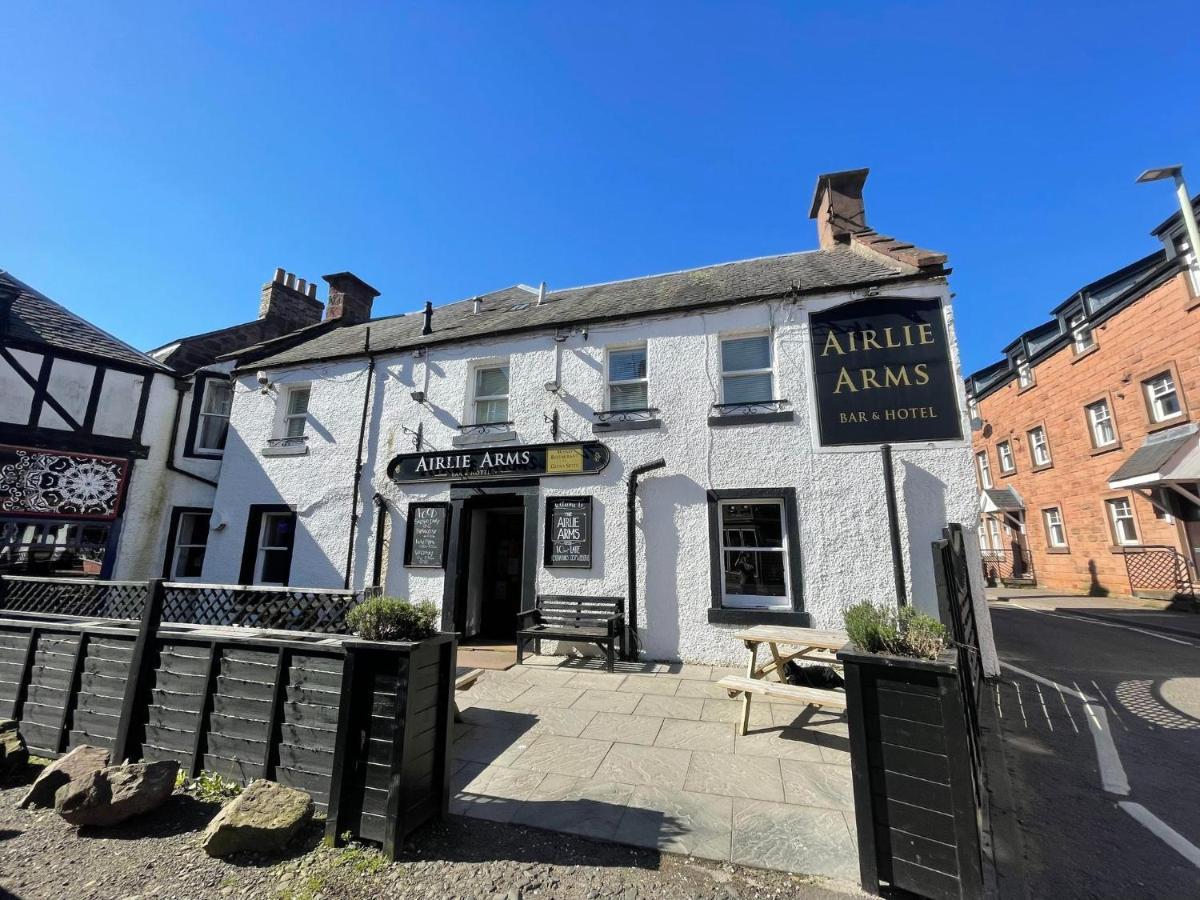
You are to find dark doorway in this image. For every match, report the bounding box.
[479,509,524,639]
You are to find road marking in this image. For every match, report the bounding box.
[1090,679,1128,732]
[994,681,1003,720]
[1003,662,1128,796]
[1034,683,1054,731]
[1119,802,1200,870]
[1005,603,1199,647]
[1056,682,1080,734]
[1014,680,1028,727]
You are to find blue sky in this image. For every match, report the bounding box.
[3,2,1196,374]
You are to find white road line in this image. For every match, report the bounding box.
[994,681,1003,720]
[1119,802,1200,869]
[1014,680,1028,727]
[1006,603,1199,647]
[1056,682,1080,734]
[1034,683,1054,731]
[1003,662,1128,796]
[1090,679,1128,732]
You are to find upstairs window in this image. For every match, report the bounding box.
[720,335,773,404]
[607,345,648,411]
[1106,498,1139,546]
[1087,399,1117,447]
[196,379,233,452]
[976,451,992,489]
[1028,426,1052,467]
[997,441,1015,474]
[1143,372,1182,424]
[472,364,510,425]
[169,511,211,581]
[283,385,310,438]
[1016,354,1033,388]
[1043,507,1067,548]
[1069,311,1095,354]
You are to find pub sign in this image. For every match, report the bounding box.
[809,297,963,446]
[388,442,610,484]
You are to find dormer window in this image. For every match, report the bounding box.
[1015,354,1033,389]
[1069,311,1095,354]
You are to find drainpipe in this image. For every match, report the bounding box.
[371,493,387,591]
[626,457,666,660]
[167,383,219,488]
[343,329,374,590]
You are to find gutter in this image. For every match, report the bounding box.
[343,328,374,590]
[626,457,666,660]
[167,383,219,489]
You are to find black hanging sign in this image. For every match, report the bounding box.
[809,297,963,447]
[544,496,593,568]
[403,502,449,568]
[388,442,610,484]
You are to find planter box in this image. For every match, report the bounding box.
[325,632,458,860]
[836,645,983,900]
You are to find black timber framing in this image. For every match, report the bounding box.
[81,365,107,432]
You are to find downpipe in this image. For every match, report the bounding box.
[625,457,666,660]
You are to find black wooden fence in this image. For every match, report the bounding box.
[0,577,455,857]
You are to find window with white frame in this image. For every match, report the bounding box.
[1028,426,1051,466]
[1175,234,1200,294]
[196,379,233,452]
[1087,399,1117,447]
[607,345,648,410]
[976,451,992,489]
[170,511,211,580]
[1143,372,1182,423]
[717,499,790,608]
[283,385,310,438]
[977,523,990,551]
[1106,498,1138,546]
[255,512,295,585]
[1016,354,1033,388]
[720,334,773,404]
[988,518,1003,550]
[1069,311,1095,354]
[1043,507,1067,548]
[997,441,1015,474]
[472,363,510,424]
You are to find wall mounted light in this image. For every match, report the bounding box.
[410,390,426,403]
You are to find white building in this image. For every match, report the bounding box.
[184,170,981,664]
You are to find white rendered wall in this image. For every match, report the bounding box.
[205,281,980,665]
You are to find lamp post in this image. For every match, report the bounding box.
[1137,165,1200,273]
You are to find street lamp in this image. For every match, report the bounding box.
[1137,165,1200,271]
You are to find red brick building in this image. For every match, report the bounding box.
[965,200,1200,599]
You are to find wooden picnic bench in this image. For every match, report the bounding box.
[516,595,625,672]
[452,667,485,723]
[716,624,849,734]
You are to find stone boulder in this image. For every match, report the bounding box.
[55,759,178,827]
[201,779,314,858]
[1,720,28,774]
[19,744,110,808]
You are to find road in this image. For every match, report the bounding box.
[988,600,1200,898]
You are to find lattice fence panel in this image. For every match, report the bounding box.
[1123,548,1196,597]
[162,584,360,633]
[0,576,146,620]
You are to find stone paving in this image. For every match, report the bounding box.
[451,656,858,881]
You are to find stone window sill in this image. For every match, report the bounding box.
[452,430,518,448]
[1110,544,1140,554]
[1089,442,1122,457]
[592,418,663,434]
[707,411,795,428]
[1030,461,1054,473]
[1070,344,1099,364]
[1045,546,1070,555]
[707,607,811,627]
[261,445,309,457]
[1017,382,1037,396]
[1145,416,1189,436]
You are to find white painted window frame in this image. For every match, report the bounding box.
[196,378,233,453]
[1028,426,1051,466]
[467,359,511,426]
[997,441,1015,474]
[717,498,791,609]
[1043,507,1067,548]
[1106,498,1139,546]
[1143,372,1182,423]
[1069,311,1095,354]
[605,343,649,411]
[1015,354,1033,388]
[976,451,992,489]
[280,384,311,439]
[1087,399,1117,447]
[718,332,774,405]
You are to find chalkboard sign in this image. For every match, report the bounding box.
[404,502,449,568]
[544,497,592,568]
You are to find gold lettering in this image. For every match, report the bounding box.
[834,367,858,394]
[861,329,882,350]
[861,368,881,390]
[883,366,911,388]
[883,327,900,348]
[902,324,914,344]
[917,323,934,345]
[914,363,929,385]
[821,331,845,356]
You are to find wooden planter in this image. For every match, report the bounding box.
[324,632,458,860]
[836,645,983,900]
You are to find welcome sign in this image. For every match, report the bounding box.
[388,442,610,484]
[809,297,963,446]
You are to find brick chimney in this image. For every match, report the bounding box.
[323,272,380,325]
[808,168,871,249]
[259,268,324,330]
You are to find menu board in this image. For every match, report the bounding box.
[404,502,449,568]
[544,497,592,568]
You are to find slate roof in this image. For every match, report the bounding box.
[1107,426,1198,484]
[0,270,168,371]
[985,488,1025,511]
[243,245,930,371]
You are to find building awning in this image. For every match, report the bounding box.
[1107,423,1200,489]
[981,487,1024,513]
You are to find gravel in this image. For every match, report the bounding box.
[0,764,861,900]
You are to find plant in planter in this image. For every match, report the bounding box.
[838,602,983,900]
[346,597,439,642]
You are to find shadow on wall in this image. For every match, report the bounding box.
[1088,559,1110,596]
[901,460,948,618]
[638,473,703,661]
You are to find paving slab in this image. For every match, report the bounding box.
[632,694,705,720]
[779,760,855,810]
[700,697,774,729]
[675,679,735,700]
[732,798,858,879]
[450,763,546,823]
[734,727,825,762]
[508,733,613,778]
[513,685,585,709]
[685,750,784,801]
[654,719,735,753]
[579,712,664,746]
[563,671,628,691]
[658,663,714,681]
[572,688,643,714]
[618,786,734,861]
[594,742,691,790]
[511,774,635,841]
[617,674,681,696]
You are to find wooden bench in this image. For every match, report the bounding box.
[717,675,847,727]
[452,667,485,723]
[516,595,625,672]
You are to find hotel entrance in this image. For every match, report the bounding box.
[444,484,540,649]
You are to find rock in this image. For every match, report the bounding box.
[1,719,28,774]
[19,744,110,809]
[200,779,313,858]
[55,759,178,827]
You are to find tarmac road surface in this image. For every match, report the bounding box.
[989,599,1200,898]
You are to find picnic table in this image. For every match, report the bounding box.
[716,624,849,735]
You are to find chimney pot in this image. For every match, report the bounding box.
[808,168,870,250]
[297,278,307,296]
[273,267,286,284]
[307,282,317,299]
[473,297,481,315]
[422,300,433,335]
[285,272,296,289]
